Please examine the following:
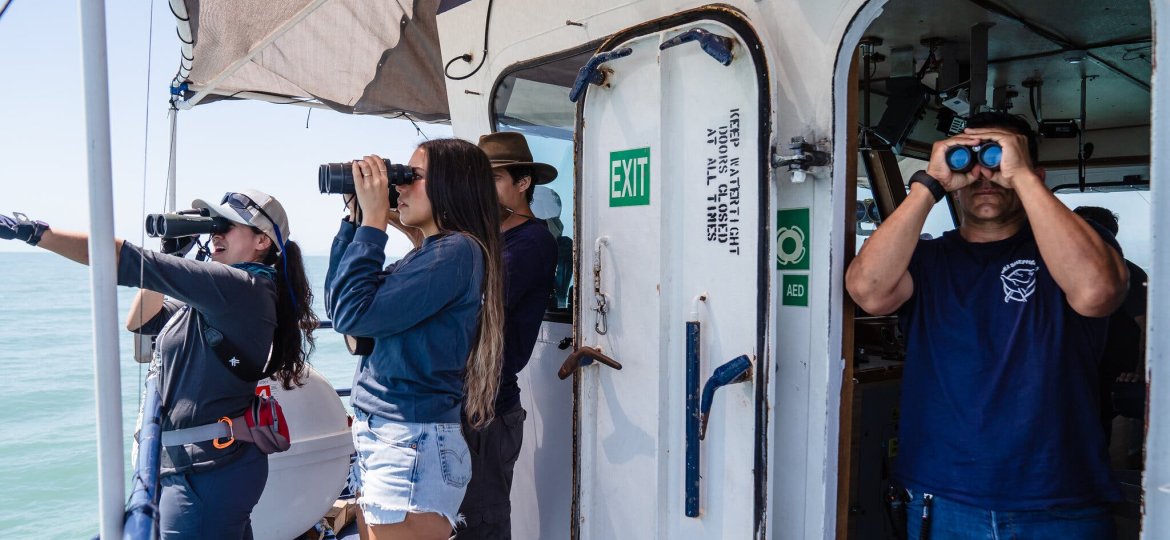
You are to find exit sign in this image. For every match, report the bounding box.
[609,147,651,207]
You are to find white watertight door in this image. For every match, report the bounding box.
[575,18,766,539]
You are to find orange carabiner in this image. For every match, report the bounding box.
[212,416,235,449]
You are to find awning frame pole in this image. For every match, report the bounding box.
[78,1,125,539]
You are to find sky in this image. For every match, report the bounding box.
[0,1,450,256]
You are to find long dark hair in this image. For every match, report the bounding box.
[262,238,317,389]
[418,138,505,430]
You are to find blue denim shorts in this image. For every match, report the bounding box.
[351,409,472,528]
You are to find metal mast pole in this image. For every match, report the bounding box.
[78,1,125,538]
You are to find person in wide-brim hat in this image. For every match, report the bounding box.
[477,132,558,185]
[460,131,561,537]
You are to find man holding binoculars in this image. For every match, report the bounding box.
[846,112,1128,538]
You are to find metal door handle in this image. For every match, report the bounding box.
[557,346,623,380]
[569,47,633,102]
[699,355,752,439]
[659,28,735,65]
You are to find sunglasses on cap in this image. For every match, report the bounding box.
[223,192,273,228]
[222,192,287,247]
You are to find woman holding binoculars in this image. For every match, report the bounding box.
[0,189,317,539]
[324,138,505,540]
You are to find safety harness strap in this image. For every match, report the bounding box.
[161,421,231,447]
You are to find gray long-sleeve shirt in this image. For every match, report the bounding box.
[325,222,483,424]
[118,242,276,474]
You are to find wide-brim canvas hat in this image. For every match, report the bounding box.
[478,132,558,185]
[192,189,290,254]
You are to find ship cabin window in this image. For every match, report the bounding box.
[856,155,954,251]
[492,44,599,321]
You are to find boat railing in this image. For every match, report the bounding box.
[119,371,163,540]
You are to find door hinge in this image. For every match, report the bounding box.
[771,137,831,183]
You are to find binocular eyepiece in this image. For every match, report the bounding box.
[945,142,1002,173]
[318,159,416,208]
[145,209,232,239]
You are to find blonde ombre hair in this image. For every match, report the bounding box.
[418,138,505,430]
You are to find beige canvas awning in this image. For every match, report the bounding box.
[171,0,449,122]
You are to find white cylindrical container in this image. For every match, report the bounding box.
[251,367,353,540]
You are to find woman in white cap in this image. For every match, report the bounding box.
[0,189,317,539]
[325,138,505,540]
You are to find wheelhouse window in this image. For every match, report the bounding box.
[492,45,598,318]
[856,155,955,253]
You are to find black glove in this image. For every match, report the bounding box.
[0,212,50,245]
[160,236,197,257]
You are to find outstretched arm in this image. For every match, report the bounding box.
[0,213,123,266]
[36,228,125,267]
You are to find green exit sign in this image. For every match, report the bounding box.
[609,147,651,207]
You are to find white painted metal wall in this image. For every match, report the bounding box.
[1142,3,1166,539]
[434,0,1168,538]
[436,1,871,538]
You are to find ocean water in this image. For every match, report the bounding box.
[0,253,357,538]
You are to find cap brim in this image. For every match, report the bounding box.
[192,198,251,226]
[492,161,558,185]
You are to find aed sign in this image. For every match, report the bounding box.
[609,147,651,207]
[782,274,809,307]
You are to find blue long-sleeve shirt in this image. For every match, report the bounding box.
[325,220,484,423]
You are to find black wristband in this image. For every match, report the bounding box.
[13,212,50,246]
[909,171,947,203]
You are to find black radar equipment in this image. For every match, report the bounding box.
[318,159,416,209]
[145,209,233,239]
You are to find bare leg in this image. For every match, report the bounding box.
[367,512,451,540]
[356,498,370,540]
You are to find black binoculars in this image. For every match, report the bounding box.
[318,159,416,208]
[945,142,1002,173]
[145,209,232,239]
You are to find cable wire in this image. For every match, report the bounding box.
[444,0,493,81]
[136,0,160,402]
[0,0,14,22]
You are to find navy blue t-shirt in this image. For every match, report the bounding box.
[895,224,1122,510]
[498,218,558,412]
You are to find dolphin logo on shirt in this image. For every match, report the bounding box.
[1000,261,1038,303]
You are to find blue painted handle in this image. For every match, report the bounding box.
[568,47,633,103]
[685,321,701,517]
[659,28,734,66]
[699,355,752,440]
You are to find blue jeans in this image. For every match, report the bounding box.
[905,489,1114,540]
